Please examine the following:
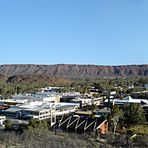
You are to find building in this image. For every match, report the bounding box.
[40,86,62,93]
[59,115,108,134]
[12,92,61,103]
[104,96,148,106]
[2,107,22,118]
[94,108,111,117]
[21,108,51,120]
[61,94,103,106]
[1,101,79,120]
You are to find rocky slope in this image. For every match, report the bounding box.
[6,74,72,86]
[0,64,148,79]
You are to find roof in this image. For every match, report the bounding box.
[75,111,92,115]
[105,96,148,104]
[4,107,21,112]
[56,105,78,110]
[96,108,111,113]
[59,115,106,133]
[141,100,148,105]
[0,106,9,110]
[12,93,60,102]
[3,102,79,113]
[23,107,49,112]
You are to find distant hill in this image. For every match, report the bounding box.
[6,74,72,86]
[0,64,148,79]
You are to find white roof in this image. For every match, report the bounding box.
[141,100,148,105]
[4,102,79,113]
[105,96,148,104]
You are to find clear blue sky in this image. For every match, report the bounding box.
[0,0,147,65]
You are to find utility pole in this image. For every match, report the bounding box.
[107,91,110,109]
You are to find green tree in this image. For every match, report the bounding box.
[4,119,13,131]
[124,104,146,126]
[109,105,123,133]
[27,119,49,134]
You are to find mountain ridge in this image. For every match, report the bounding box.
[0,64,148,78]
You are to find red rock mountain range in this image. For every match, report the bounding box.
[0,64,148,78]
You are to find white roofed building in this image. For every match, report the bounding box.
[12,93,60,103]
[104,96,148,106]
[2,101,79,120]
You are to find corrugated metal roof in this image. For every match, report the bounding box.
[5,107,21,112]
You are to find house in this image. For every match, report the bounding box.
[59,115,108,134]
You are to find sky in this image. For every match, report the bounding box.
[0,0,148,65]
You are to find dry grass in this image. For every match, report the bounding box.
[129,125,148,135]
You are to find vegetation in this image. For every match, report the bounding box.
[0,75,148,147]
[107,104,147,136]
[0,130,98,148]
[108,105,123,133]
[103,131,148,147]
[4,119,13,131]
[0,74,72,98]
[1,75,148,98]
[129,125,148,135]
[1,122,147,148]
[123,104,146,126]
[0,119,99,148]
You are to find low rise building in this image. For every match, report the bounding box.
[94,108,111,117]
[61,95,103,106]
[12,92,61,103]
[59,115,108,134]
[104,96,148,106]
[1,101,79,120]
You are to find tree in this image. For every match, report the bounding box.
[4,119,13,131]
[109,105,123,133]
[124,104,146,126]
[27,119,49,134]
[93,83,104,93]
